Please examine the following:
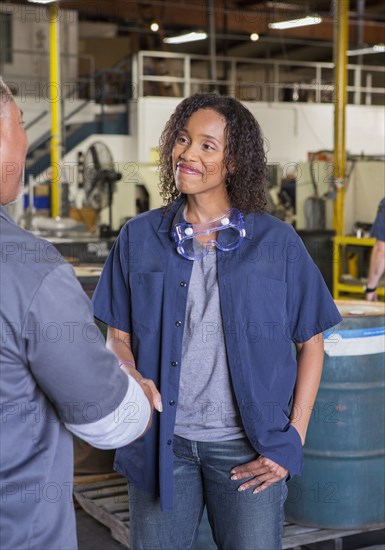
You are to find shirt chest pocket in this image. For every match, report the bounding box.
[244,274,288,328]
[129,272,164,333]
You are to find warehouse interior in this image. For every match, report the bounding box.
[1,0,384,548]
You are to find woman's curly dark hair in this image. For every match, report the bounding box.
[158,93,267,214]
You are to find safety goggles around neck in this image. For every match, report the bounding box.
[172,208,246,261]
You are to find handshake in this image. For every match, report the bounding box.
[120,361,163,431]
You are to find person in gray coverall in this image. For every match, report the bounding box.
[0,76,162,550]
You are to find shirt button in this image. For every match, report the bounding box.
[175,321,182,327]
[167,440,172,445]
[171,360,178,367]
[169,400,175,406]
[180,281,187,287]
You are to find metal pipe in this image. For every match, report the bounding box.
[207,0,217,88]
[333,0,349,236]
[356,0,365,44]
[223,0,229,88]
[49,3,62,218]
[356,0,365,66]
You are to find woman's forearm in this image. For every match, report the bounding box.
[290,333,324,444]
[106,326,163,417]
[106,326,136,367]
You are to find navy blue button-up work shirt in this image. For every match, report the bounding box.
[93,198,342,511]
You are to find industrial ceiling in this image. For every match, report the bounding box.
[3,0,385,65]
[45,1,385,63]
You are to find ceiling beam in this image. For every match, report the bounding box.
[60,0,384,46]
[4,0,383,51]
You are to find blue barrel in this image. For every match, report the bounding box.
[285,300,385,528]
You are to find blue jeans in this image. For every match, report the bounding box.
[128,435,288,550]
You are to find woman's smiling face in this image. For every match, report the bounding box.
[172,108,229,202]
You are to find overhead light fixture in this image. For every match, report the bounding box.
[269,15,322,30]
[150,22,159,32]
[164,31,207,45]
[250,33,259,42]
[347,43,385,56]
[27,0,57,3]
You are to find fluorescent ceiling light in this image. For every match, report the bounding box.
[269,16,322,30]
[27,0,57,3]
[347,44,385,56]
[164,32,207,45]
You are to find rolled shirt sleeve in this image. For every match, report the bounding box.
[65,375,151,448]
[286,231,342,343]
[24,263,150,447]
[92,224,132,332]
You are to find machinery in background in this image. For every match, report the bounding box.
[303,151,332,230]
[296,157,384,296]
[264,163,295,225]
[295,159,334,231]
[264,156,384,293]
[98,162,164,230]
[266,152,384,235]
[77,141,122,238]
[266,156,332,231]
[8,156,163,250]
[296,157,384,233]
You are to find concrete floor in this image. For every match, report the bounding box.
[77,508,125,550]
[76,507,385,550]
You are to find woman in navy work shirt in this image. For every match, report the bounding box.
[93,94,342,550]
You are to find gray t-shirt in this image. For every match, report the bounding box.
[174,250,245,441]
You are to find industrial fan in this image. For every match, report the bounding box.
[83,141,122,236]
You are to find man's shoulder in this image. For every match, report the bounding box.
[0,214,65,280]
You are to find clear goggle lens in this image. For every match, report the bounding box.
[172,208,246,261]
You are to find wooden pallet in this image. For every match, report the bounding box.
[73,477,385,549]
[74,477,130,546]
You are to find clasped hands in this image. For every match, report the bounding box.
[120,362,162,414]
